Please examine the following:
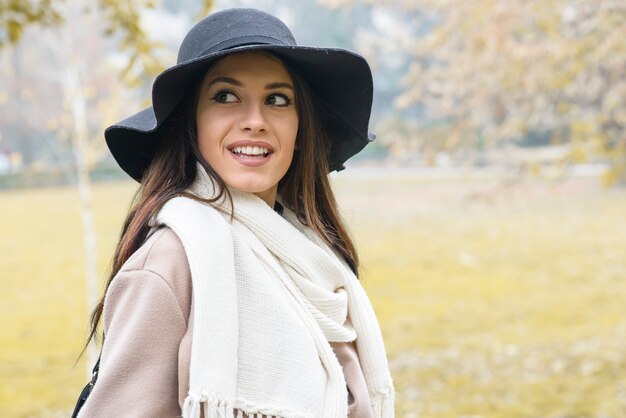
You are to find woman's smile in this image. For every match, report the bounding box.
[227,140,274,166]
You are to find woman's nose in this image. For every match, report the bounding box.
[238,101,267,133]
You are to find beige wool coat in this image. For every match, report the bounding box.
[78,227,374,418]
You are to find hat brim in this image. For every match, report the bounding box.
[105,44,374,181]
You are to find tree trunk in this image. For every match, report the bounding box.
[63,54,99,380]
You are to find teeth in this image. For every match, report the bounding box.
[232,146,270,156]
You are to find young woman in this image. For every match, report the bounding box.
[76,8,394,418]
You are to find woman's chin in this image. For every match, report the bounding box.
[225,180,278,203]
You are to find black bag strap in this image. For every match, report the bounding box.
[71,354,101,418]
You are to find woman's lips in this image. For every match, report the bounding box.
[227,141,274,166]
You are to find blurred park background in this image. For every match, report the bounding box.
[1,0,625,417]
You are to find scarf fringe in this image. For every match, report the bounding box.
[182,395,234,418]
[371,385,395,418]
[183,394,313,418]
[372,395,395,418]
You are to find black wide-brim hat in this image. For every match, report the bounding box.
[105,8,375,181]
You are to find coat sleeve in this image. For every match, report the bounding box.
[77,268,187,418]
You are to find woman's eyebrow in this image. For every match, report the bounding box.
[207,77,293,91]
[207,76,242,88]
[265,82,294,91]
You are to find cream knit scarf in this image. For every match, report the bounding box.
[153,167,394,418]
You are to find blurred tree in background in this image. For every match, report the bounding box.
[0,0,213,84]
[321,0,626,183]
[2,0,625,183]
[0,0,62,45]
[0,0,213,371]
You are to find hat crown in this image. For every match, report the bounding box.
[177,8,297,64]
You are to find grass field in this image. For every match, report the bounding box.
[1,171,625,417]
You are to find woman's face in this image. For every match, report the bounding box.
[196,51,299,206]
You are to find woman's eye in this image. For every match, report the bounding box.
[211,91,238,103]
[266,94,291,107]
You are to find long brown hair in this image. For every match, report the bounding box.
[86,52,359,346]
